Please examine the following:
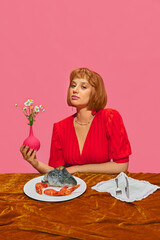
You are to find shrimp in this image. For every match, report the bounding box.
[60,184,80,195]
[44,184,80,196]
[35,182,80,196]
[43,188,60,196]
[35,182,48,195]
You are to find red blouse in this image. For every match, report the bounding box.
[48,108,132,168]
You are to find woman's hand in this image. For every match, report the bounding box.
[66,165,79,174]
[20,145,38,168]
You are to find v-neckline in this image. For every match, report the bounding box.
[72,114,96,157]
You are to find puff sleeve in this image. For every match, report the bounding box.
[48,123,65,168]
[105,109,132,163]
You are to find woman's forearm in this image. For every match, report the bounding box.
[31,158,53,174]
[67,161,129,174]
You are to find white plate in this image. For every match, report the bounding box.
[23,176,87,202]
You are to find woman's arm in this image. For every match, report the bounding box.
[20,145,128,175]
[20,145,53,174]
[66,161,129,174]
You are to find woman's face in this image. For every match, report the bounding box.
[69,78,93,109]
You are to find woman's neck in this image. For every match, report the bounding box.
[76,108,93,123]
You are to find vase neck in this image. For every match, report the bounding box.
[29,126,34,136]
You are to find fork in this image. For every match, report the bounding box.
[115,178,122,195]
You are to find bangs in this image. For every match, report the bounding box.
[70,69,96,87]
[70,72,90,82]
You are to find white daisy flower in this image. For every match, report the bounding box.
[15,99,45,126]
[34,106,39,113]
[24,100,31,106]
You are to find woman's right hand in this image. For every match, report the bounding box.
[20,145,38,168]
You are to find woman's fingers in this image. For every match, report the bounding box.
[32,150,37,159]
[26,148,34,157]
[20,145,35,159]
[20,145,25,152]
[21,145,29,155]
[20,145,38,167]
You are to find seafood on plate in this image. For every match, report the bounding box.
[35,182,48,195]
[35,182,80,196]
[41,165,77,187]
[35,166,80,196]
[44,184,80,196]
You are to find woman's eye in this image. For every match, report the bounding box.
[82,86,87,89]
[70,84,76,88]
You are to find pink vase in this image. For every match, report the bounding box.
[23,126,40,151]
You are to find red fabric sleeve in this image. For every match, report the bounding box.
[105,109,132,163]
[113,156,129,163]
[48,123,65,168]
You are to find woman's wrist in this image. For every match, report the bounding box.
[30,158,39,169]
[66,165,79,174]
[30,159,53,174]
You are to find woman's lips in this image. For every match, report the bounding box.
[72,95,79,100]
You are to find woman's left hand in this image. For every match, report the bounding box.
[66,165,79,174]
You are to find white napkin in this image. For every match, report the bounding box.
[92,172,160,202]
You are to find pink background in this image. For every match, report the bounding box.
[0,0,160,173]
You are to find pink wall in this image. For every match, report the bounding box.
[0,0,160,173]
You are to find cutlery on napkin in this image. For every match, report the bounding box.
[92,172,160,202]
[125,176,129,198]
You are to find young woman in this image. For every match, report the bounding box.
[20,68,132,174]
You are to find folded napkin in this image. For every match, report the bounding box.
[92,172,160,202]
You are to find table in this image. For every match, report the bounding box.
[0,172,160,240]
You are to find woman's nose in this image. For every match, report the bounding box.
[73,86,79,93]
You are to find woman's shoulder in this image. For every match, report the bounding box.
[54,114,75,128]
[97,108,125,125]
[97,108,121,118]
